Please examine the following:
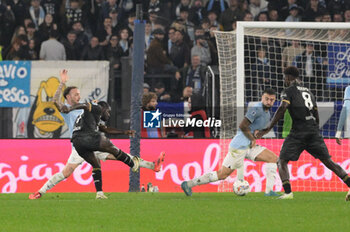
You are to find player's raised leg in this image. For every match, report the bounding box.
[181,148,240,196]
[320,158,350,201]
[98,135,164,172]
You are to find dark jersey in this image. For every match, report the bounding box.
[72,103,102,135]
[281,82,318,132]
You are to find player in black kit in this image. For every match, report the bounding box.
[257,66,350,200]
[62,101,165,194]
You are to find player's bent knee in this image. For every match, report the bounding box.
[62,164,78,178]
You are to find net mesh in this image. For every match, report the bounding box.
[215,26,350,192]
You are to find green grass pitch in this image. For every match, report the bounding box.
[1,192,349,232]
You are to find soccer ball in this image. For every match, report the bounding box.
[233,180,250,196]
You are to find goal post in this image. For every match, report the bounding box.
[215,22,350,192]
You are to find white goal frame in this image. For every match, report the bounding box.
[235,21,350,127]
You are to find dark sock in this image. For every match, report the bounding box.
[114,150,134,168]
[282,180,292,194]
[92,168,102,192]
[342,175,350,187]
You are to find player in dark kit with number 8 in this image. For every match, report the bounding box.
[257,66,350,200]
[63,100,165,194]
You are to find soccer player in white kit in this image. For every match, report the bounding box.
[336,86,350,145]
[29,70,164,199]
[181,89,279,196]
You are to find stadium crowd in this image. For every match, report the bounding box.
[1,0,349,94]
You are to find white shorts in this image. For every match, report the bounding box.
[67,147,110,165]
[222,145,266,170]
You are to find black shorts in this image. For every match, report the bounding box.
[279,131,331,161]
[72,131,101,159]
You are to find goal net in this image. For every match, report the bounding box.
[215,22,350,192]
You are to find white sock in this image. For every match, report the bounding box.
[139,159,155,170]
[39,172,65,194]
[265,163,277,193]
[236,165,245,181]
[187,171,218,188]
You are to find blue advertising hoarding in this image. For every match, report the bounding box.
[327,43,350,86]
[0,61,31,107]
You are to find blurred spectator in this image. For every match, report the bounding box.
[84,0,103,35]
[141,92,163,138]
[173,85,193,102]
[191,35,211,66]
[62,31,79,60]
[268,8,280,21]
[40,30,66,60]
[189,0,207,26]
[28,0,45,30]
[148,0,161,14]
[80,36,105,60]
[303,0,325,22]
[321,11,332,22]
[285,4,302,22]
[154,82,171,102]
[37,14,57,47]
[10,25,26,45]
[345,9,350,22]
[118,28,131,57]
[145,21,152,51]
[184,93,209,138]
[0,3,16,48]
[100,0,118,23]
[249,0,268,19]
[179,7,195,42]
[333,11,344,22]
[207,10,222,31]
[252,46,272,93]
[279,0,298,20]
[166,27,176,55]
[28,39,38,60]
[8,0,27,26]
[109,8,123,33]
[205,0,229,18]
[41,0,61,23]
[125,12,136,38]
[243,11,253,21]
[96,17,113,46]
[147,28,176,74]
[174,55,206,97]
[174,0,191,19]
[71,21,89,51]
[220,0,244,31]
[63,0,84,34]
[293,42,328,99]
[282,40,304,72]
[26,23,38,43]
[256,11,269,21]
[118,0,136,19]
[5,38,22,60]
[143,83,150,94]
[169,30,191,69]
[105,34,122,69]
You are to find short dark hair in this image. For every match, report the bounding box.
[63,86,78,99]
[97,101,109,108]
[263,88,276,96]
[284,66,299,79]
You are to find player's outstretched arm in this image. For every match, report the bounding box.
[62,103,90,113]
[256,101,289,138]
[239,117,255,147]
[53,69,69,112]
[99,125,135,137]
